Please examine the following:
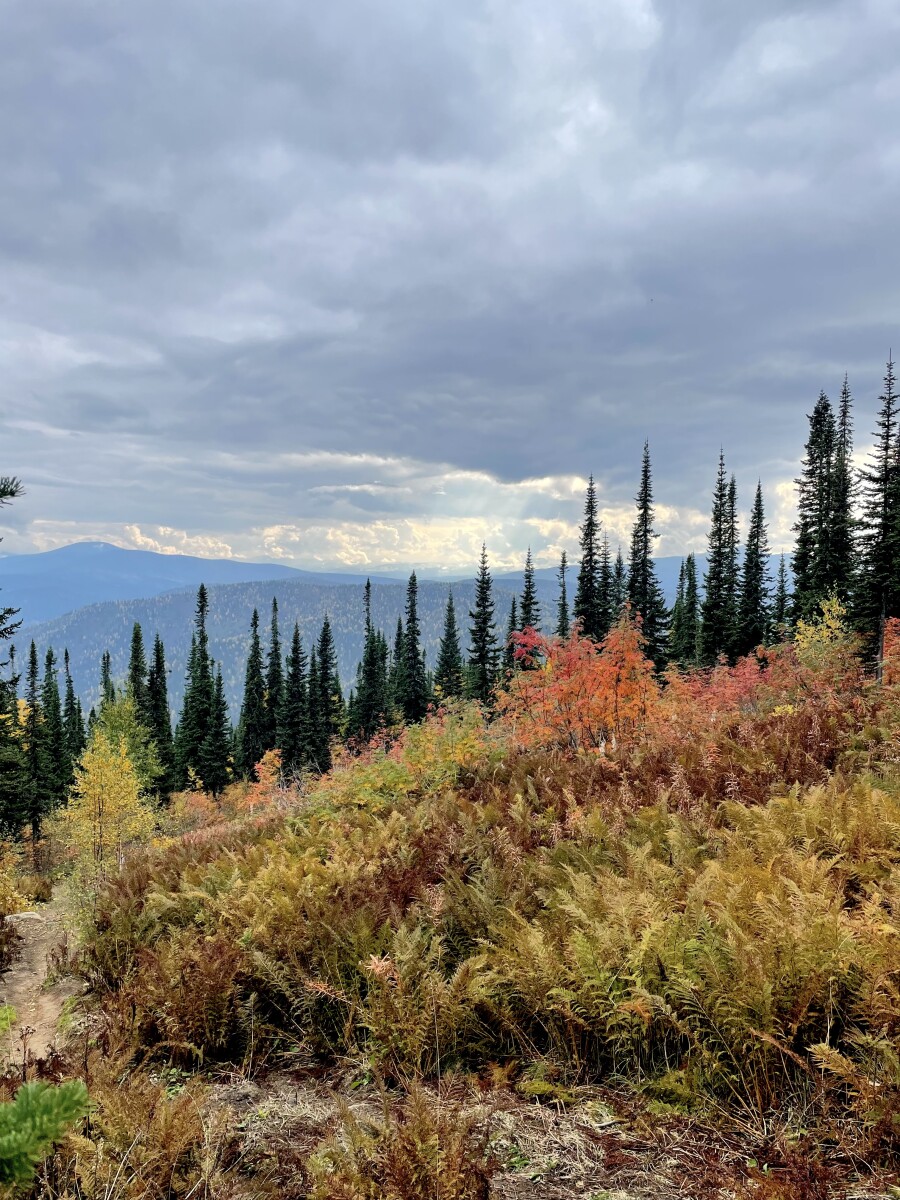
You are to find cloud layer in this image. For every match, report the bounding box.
[0,0,897,570]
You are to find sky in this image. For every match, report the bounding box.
[1,0,898,574]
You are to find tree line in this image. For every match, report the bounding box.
[4,354,900,833]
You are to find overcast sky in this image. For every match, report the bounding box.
[1,0,898,573]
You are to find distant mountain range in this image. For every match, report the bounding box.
[4,541,788,720]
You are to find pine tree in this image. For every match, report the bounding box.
[24,642,47,843]
[264,598,283,752]
[147,634,175,793]
[700,452,740,664]
[856,356,900,647]
[467,544,500,706]
[574,475,604,640]
[611,548,627,614]
[62,649,86,765]
[198,669,231,798]
[174,585,215,788]
[831,375,857,603]
[237,609,267,779]
[792,392,838,619]
[626,442,669,668]
[127,623,150,726]
[503,595,519,674]
[434,591,464,699]
[279,623,309,775]
[41,648,68,809]
[556,552,570,639]
[735,482,772,658]
[520,548,541,631]
[401,573,429,722]
[772,553,791,635]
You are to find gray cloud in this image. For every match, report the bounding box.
[0,0,898,570]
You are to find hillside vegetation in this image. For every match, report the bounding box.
[12,606,900,1199]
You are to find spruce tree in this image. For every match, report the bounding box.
[401,573,429,723]
[520,548,541,631]
[735,482,772,658]
[626,442,669,668]
[434,591,464,699]
[772,554,791,636]
[856,356,900,646]
[503,595,519,674]
[127,623,150,725]
[147,634,175,793]
[0,663,26,840]
[350,580,389,742]
[40,648,68,809]
[175,584,215,788]
[831,375,857,602]
[389,616,406,715]
[306,648,328,772]
[597,533,614,639]
[237,609,267,779]
[792,392,838,619]
[62,649,86,765]
[556,551,570,639]
[574,475,603,639]
[314,617,343,770]
[24,642,46,843]
[611,548,627,614]
[669,554,701,666]
[264,598,283,752]
[198,669,231,798]
[279,623,309,775]
[700,453,740,664]
[100,650,115,708]
[467,544,500,705]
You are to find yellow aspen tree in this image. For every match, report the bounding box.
[67,732,154,870]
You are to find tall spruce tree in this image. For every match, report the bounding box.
[792,392,838,619]
[467,544,500,705]
[611,548,627,615]
[626,442,669,668]
[237,608,267,779]
[279,623,309,774]
[856,356,900,648]
[700,452,740,664]
[434,591,464,698]
[736,482,772,658]
[127,623,150,726]
[597,533,614,639]
[669,554,700,666]
[556,552,570,639]
[350,580,389,742]
[574,475,604,640]
[315,617,343,770]
[24,642,46,842]
[264,598,283,752]
[388,616,406,715]
[62,649,86,765]
[503,595,519,674]
[831,375,857,603]
[40,648,68,809]
[401,573,429,723]
[174,585,215,788]
[198,669,231,797]
[306,648,328,772]
[100,650,115,708]
[520,548,541,631]
[772,554,791,636]
[147,634,175,793]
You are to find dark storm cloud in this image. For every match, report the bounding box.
[0,0,898,567]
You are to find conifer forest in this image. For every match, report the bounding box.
[0,361,900,1196]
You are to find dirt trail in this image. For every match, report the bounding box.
[0,894,81,1064]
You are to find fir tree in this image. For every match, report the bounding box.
[792,392,838,619]
[40,648,68,809]
[237,609,267,779]
[772,554,791,635]
[503,595,519,674]
[520,548,541,631]
[318,616,344,740]
[174,585,215,788]
[597,533,614,639]
[389,616,406,715]
[264,598,283,752]
[147,634,175,793]
[735,482,772,658]
[856,356,900,647]
[24,642,47,843]
[831,374,857,603]
[0,672,26,840]
[350,580,389,742]
[611,548,627,614]
[198,669,231,798]
[556,551,570,639]
[306,648,328,772]
[127,623,150,725]
[467,544,500,706]
[62,649,86,765]
[574,475,604,640]
[434,591,464,699]
[669,554,701,667]
[401,573,429,723]
[279,623,309,775]
[100,650,115,708]
[700,452,740,664]
[626,442,669,668]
